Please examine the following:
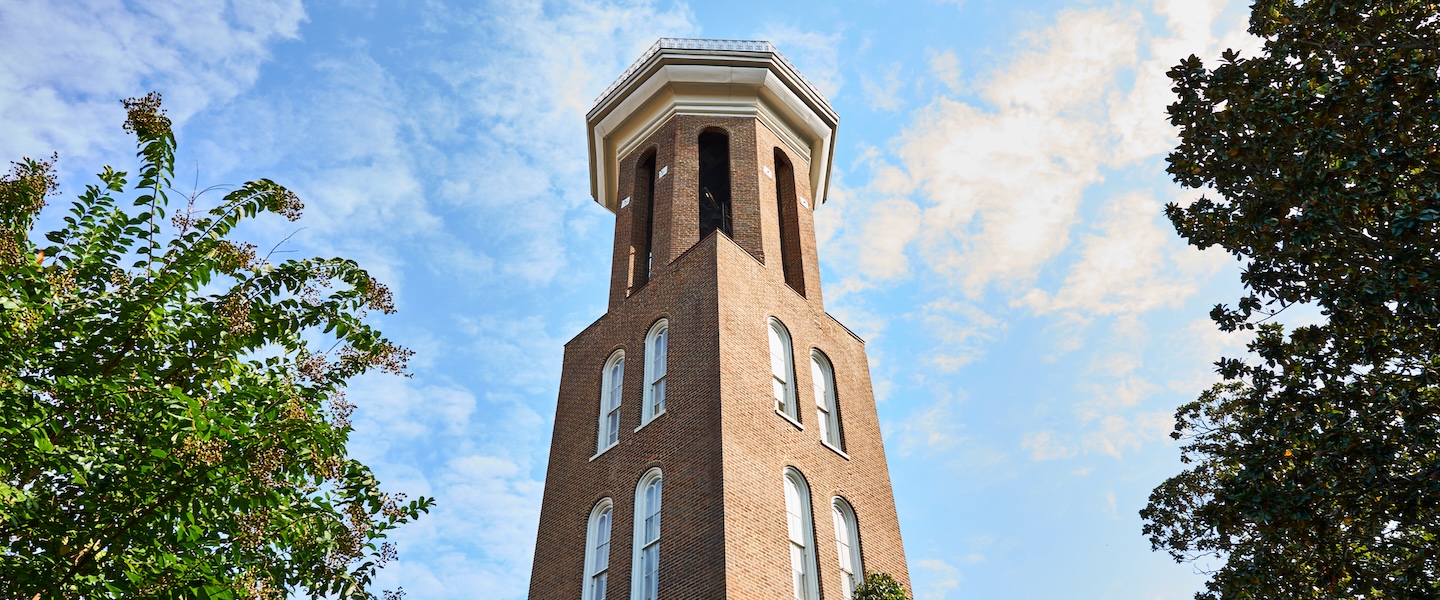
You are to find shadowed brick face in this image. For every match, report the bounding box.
[532,62,908,600]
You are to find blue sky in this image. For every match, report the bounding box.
[2,1,1280,598]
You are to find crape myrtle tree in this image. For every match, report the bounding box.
[1141,1,1440,598]
[0,93,431,599]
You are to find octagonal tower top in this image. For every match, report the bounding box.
[586,38,840,213]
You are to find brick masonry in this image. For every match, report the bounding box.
[530,114,909,599]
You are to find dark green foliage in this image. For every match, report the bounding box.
[853,572,911,600]
[0,93,431,599]
[1141,2,1440,598]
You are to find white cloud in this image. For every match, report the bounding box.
[1020,192,1209,316]
[891,393,967,457]
[456,314,566,393]
[854,197,923,282]
[1022,430,1077,461]
[909,298,1001,371]
[850,8,1145,303]
[375,451,545,600]
[412,0,696,287]
[927,48,964,93]
[1082,410,1173,459]
[861,65,906,112]
[756,24,844,99]
[830,2,1254,316]
[0,0,304,171]
[914,558,963,600]
[349,374,546,600]
[1164,316,1252,395]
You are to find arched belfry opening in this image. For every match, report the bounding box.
[773,148,804,296]
[698,129,732,239]
[631,149,658,288]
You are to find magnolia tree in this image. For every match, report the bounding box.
[1143,1,1440,598]
[0,93,430,599]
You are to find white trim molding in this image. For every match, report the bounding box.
[631,467,664,600]
[586,41,839,214]
[641,319,669,426]
[596,350,625,456]
[583,498,615,600]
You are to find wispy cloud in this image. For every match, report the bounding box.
[927,48,964,93]
[862,64,907,112]
[914,557,963,600]
[755,24,844,99]
[0,0,304,171]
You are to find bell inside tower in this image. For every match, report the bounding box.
[697,129,732,238]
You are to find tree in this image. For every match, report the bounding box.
[0,93,431,599]
[852,572,912,600]
[1141,1,1440,598]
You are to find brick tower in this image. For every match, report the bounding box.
[528,39,910,600]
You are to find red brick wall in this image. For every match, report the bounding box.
[713,234,910,599]
[534,234,728,600]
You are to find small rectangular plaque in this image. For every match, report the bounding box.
[763,166,773,178]
[620,196,631,208]
[657,165,668,179]
[799,196,810,209]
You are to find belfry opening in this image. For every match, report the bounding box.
[697,129,731,239]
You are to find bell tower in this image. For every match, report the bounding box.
[529,39,910,600]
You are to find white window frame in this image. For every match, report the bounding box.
[784,468,820,600]
[631,467,663,600]
[832,497,863,599]
[596,351,625,456]
[811,350,843,451]
[769,318,800,426]
[583,498,614,600]
[640,319,668,428]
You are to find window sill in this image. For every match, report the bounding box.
[589,443,617,462]
[821,440,850,460]
[775,408,804,430]
[634,410,666,433]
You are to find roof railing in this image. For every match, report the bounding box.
[591,38,833,113]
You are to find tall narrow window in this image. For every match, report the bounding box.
[769,318,798,422]
[642,320,668,425]
[773,149,805,295]
[832,497,863,599]
[584,499,614,600]
[632,151,657,288]
[784,468,819,600]
[598,351,624,454]
[811,350,842,450]
[698,130,732,239]
[632,468,663,600]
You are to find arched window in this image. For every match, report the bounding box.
[773,149,805,295]
[811,350,842,450]
[769,318,798,423]
[583,498,614,600]
[698,129,732,239]
[632,468,663,600]
[632,150,657,288]
[784,468,819,600]
[598,351,624,454]
[832,497,863,599]
[642,320,668,425]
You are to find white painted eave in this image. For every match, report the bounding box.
[586,45,839,214]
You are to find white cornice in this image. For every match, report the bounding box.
[586,42,839,214]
